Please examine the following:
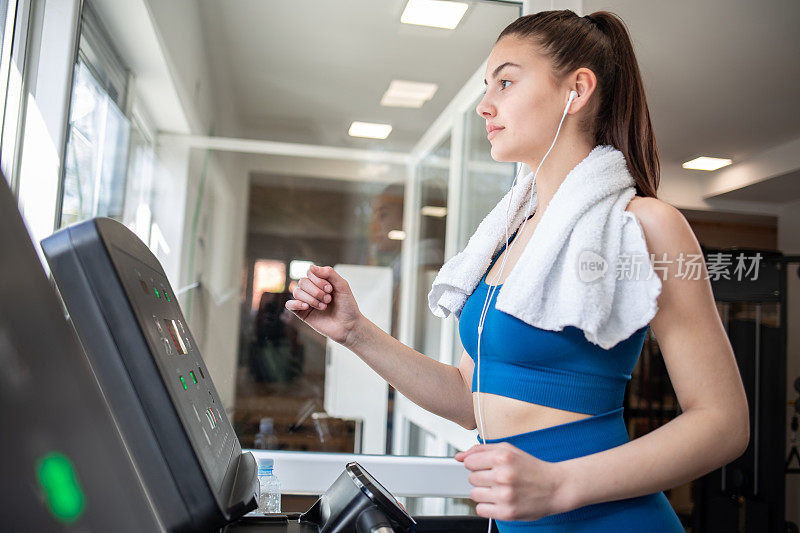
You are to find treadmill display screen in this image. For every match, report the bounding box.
[108,244,233,493]
[163,318,188,354]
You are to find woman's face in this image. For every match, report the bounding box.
[369,193,403,252]
[476,36,567,163]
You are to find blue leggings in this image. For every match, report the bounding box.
[480,407,685,532]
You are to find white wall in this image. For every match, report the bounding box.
[143,0,213,134]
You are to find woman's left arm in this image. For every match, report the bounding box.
[456,198,750,521]
[556,198,750,511]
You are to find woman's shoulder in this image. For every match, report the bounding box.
[624,195,696,257]
[625,195,683,227]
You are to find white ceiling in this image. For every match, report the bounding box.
[188,0,799,203]
[198,0,520,151]
[711,168,800,203]
[584,0,800,167]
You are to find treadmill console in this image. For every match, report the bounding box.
[104,233,233,486]
[42,217,257,531]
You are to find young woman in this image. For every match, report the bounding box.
[285,10,749,532]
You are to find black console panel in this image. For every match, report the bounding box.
[42,218,257,531]
[107,241,234,488]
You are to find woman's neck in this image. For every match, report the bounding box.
[524,139,595,213]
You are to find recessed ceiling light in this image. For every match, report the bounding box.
[381,80,438,108]
[682,156,732,171]
[400,0,469,30]
[388,230,406,240]
[348,121,393,139]
[421,206,448,217]
[380,94,425,108]
[387,80,438,100]
[357,163,392,177]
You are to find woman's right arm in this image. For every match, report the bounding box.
[347,316,477,430]
[286,265,477,431]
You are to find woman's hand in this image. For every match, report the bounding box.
[285,265,363,347]
[455,442,574,521]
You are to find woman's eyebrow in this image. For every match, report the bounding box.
[484,62,522,85]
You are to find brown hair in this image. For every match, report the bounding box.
[497,10,659,198]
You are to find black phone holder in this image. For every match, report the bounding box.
[301,462,416,533]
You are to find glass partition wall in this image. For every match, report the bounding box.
[412,134,450,361]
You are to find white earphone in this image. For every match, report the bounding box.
[474,89,577,531]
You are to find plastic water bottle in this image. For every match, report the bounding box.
[257,458,281,514]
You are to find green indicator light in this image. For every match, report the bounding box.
[154,288,161,298]
[180,376,187,390]
[190,371,197,384]
[35,452,85,523]
[165,292,171,302]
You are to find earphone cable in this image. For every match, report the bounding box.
[475,93,575,533]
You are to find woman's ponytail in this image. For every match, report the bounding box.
[588,11,659,198]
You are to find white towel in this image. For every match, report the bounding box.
[427,144,662,350]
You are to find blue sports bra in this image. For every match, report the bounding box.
[458,224,649,415]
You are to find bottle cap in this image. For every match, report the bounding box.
[258,458,274,469]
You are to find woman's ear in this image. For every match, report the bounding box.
[569,67,598,113]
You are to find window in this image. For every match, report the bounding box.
[59,60,130,227]
[0,0,29,192]
[0,0,15,134]
[58,0,132,229]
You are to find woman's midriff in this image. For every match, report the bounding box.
[472,391,594,439]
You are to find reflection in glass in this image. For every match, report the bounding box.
[121,121,156,243]
[235,171,405,454]
[368,182,406,336]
